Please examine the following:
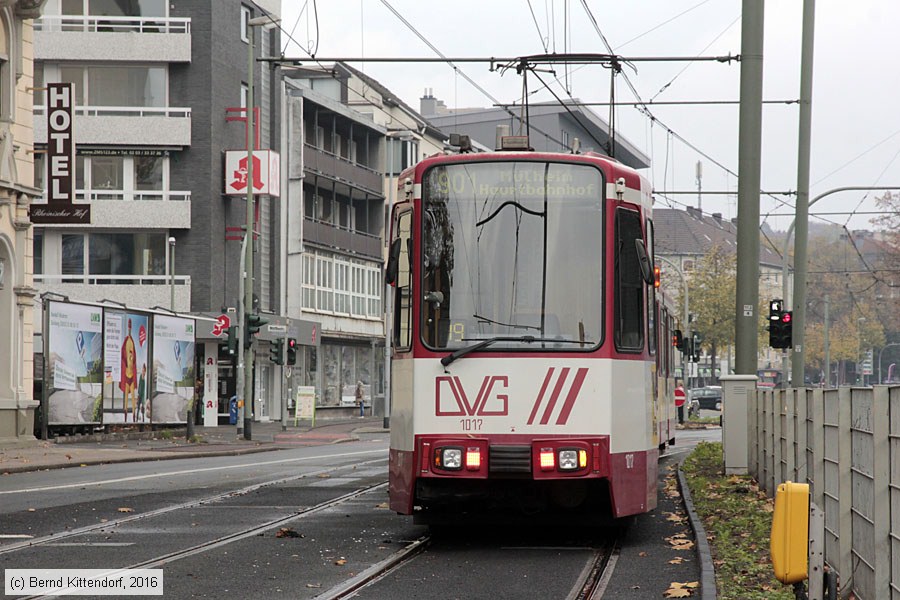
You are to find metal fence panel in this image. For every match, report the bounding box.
[851,389,875,599]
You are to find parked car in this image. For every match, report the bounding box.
[689,386,723,411]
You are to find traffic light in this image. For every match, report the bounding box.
[691,332,701,363]
[269,338,284,365]
[672,329,684,350]
[286,337,297,365]
[768,300,792,349]
[245,313,269,349]
[225,325,238,356]
[653,265,661,288]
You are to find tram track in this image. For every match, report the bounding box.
[16,482,390,600]
[0,457,387,557]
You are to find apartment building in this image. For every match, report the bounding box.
[282,63,446,416]
[0,1,44,443]
[31,0,315,425]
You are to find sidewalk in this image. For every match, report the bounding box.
[0,417,388,475]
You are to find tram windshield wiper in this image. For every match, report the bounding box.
[441,336,587,367]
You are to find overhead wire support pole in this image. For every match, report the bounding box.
[790,0,816,389]
[734,0,765,376]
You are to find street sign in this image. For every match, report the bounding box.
[212,314,231,337]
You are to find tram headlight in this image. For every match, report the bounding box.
[558,449,579,471]
[436,447,463,471]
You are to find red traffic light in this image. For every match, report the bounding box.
[782,312,792,324]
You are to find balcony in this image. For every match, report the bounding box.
[304,144,382,195]
[33,275,192,323]
[303,219,382,260]
[34,106,191,147]
[35,15,191,63]
[34,192,191,229]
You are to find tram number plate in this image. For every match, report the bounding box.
[460,418,483,431]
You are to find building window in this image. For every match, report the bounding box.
[387,139,418,176]
[682,259,694,273]
[62,0,167,17]
[367,268,382,318]
[240,83,248,109]
[301,253,316,310]
[91,155,124,197]
[62,234,85,275]
[41,64,166,109]
[316,255,333,312]
[334,260,350,313]
[240,5,251,43]
[34,231,44,275]
[88,233,165,276]
[135,155,163,192]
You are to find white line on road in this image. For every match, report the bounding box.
[0,534,34,539]
[0,449,386,495]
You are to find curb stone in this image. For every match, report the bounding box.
[677,455,718,600]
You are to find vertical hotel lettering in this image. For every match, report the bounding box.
[32,82,91,224]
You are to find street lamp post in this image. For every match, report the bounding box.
[241,14,279,441]
[168,236,176,311]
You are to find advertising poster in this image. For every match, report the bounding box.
[46,301,103,424]
[151,315,196,423]
[103,311,150,423]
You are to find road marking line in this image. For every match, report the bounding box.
[0,534,34,539]
[0,449,386,495]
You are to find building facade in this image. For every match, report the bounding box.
[0,0,44,443]
[30,0,315,427]
[282,63,446,416]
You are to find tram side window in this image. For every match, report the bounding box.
[393,211,413,350]
[615,208,644,351]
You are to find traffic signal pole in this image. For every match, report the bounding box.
[243,22,256,441]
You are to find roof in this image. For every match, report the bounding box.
[338,63,448,142]
[654,207,786,269]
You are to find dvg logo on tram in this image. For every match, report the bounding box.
[434,368,588,423]
[435,375,509,416]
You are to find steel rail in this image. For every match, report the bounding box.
[0,458,386,556]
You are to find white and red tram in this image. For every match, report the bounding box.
[385,142,677,521]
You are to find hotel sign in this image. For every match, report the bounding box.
[32,82,91,224]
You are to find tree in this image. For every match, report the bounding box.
[682,244,736,381]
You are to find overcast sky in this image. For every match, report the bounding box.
[277,1,899,233]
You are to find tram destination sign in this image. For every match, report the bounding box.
[32,82,91,224]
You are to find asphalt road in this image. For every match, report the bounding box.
[1,428,722,599]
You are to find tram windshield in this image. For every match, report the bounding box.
[421,160,605,351]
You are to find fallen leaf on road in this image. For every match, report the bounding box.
[317,474,331,479]
[334,559,347,566]
[306,584,321,588]
[664,581,699,598]
[27,508,36,512]
[65,454,72,460]
[669,557,685,564]
[374,502,389,509]
[275,528,303,538]
[117,507,134,513]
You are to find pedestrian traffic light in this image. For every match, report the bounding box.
[691,332,701,363]
[269,338,284,365]
[286,337,297,365]
[245,313,269,349]
[225,325,238,356]
[672,329,684,350]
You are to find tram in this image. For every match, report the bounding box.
[385,137,677,521]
